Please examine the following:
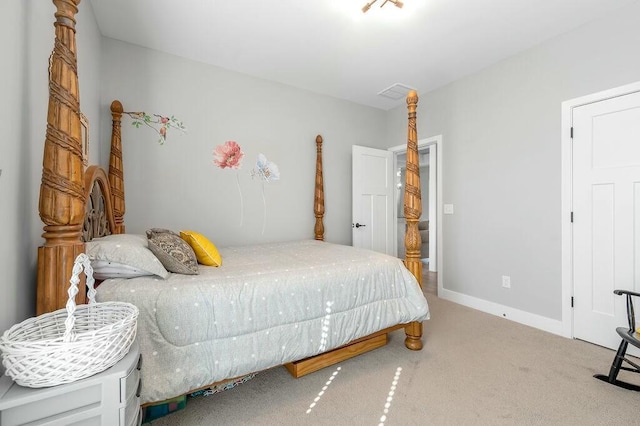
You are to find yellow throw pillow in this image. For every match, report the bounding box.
[179,230,222,267]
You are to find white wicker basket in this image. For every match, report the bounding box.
[0,253,139,388]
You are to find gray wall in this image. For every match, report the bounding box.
[99,38,388,247]
[0,0,31,366]
[386,1,640,321]
[0,0,102,373]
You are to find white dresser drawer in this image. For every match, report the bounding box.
[120,394,141,426]
[120,353,142,403]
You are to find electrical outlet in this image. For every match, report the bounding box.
[502,275,511,288]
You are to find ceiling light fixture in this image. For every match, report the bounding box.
[362,0,404,13]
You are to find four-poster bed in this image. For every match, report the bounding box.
[35,0,428,409]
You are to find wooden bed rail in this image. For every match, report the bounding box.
[37,0,85,316]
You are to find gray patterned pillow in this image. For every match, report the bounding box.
[146,228,199,275]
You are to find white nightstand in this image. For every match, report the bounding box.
[0,341,141,426]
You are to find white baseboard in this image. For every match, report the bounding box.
[438,288,568,337]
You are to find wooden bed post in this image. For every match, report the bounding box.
[314,135,325,241]
[109,100,126,234]
[403,90,424,350]
[37,0,85,315]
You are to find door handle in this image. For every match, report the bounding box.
[353,223,367,228]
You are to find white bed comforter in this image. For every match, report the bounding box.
[96,240,429,403]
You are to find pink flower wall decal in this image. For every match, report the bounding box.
[213,141,244,169]
[213,141,246,226]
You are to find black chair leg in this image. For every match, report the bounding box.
[608,340,627,383]
[595,340,640,391]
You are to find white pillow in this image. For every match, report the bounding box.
[91,259,154,280]
[85,234,169,279]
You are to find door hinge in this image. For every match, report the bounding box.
[571,296,574,308]
[570,212,574,223]
[570,127,573,138]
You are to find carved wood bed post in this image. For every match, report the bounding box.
[109,100,126,234]
[37,0,85,315]
[403,90,424,350]
[314,134,325,241]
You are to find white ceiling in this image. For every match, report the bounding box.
[89,0,636,110]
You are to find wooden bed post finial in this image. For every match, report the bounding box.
[37,0,85,315]
[109,100,126,234]
[53,0,81,28]
[403,90,424,351]
[314,135,325,241]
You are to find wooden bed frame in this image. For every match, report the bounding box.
[36,0,424,398]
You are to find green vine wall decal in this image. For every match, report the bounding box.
[124,111,186,144]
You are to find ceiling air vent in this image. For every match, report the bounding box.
[377,83,416,100]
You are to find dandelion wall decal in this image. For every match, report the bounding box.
[251,153,281,235]
[252,153,281,182]
[213,141,246,226]
[124,111,186,144]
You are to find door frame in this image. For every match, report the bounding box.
[389,135,443,294]
[561,80,640,339]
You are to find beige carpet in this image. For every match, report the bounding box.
[149,293,639,425]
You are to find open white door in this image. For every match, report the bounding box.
[352,145,394,255]
[573,90,640,352]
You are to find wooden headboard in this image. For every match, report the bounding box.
[36,0,423,325]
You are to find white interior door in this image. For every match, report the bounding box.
[573,90,640,351]
[352,145,394,254]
